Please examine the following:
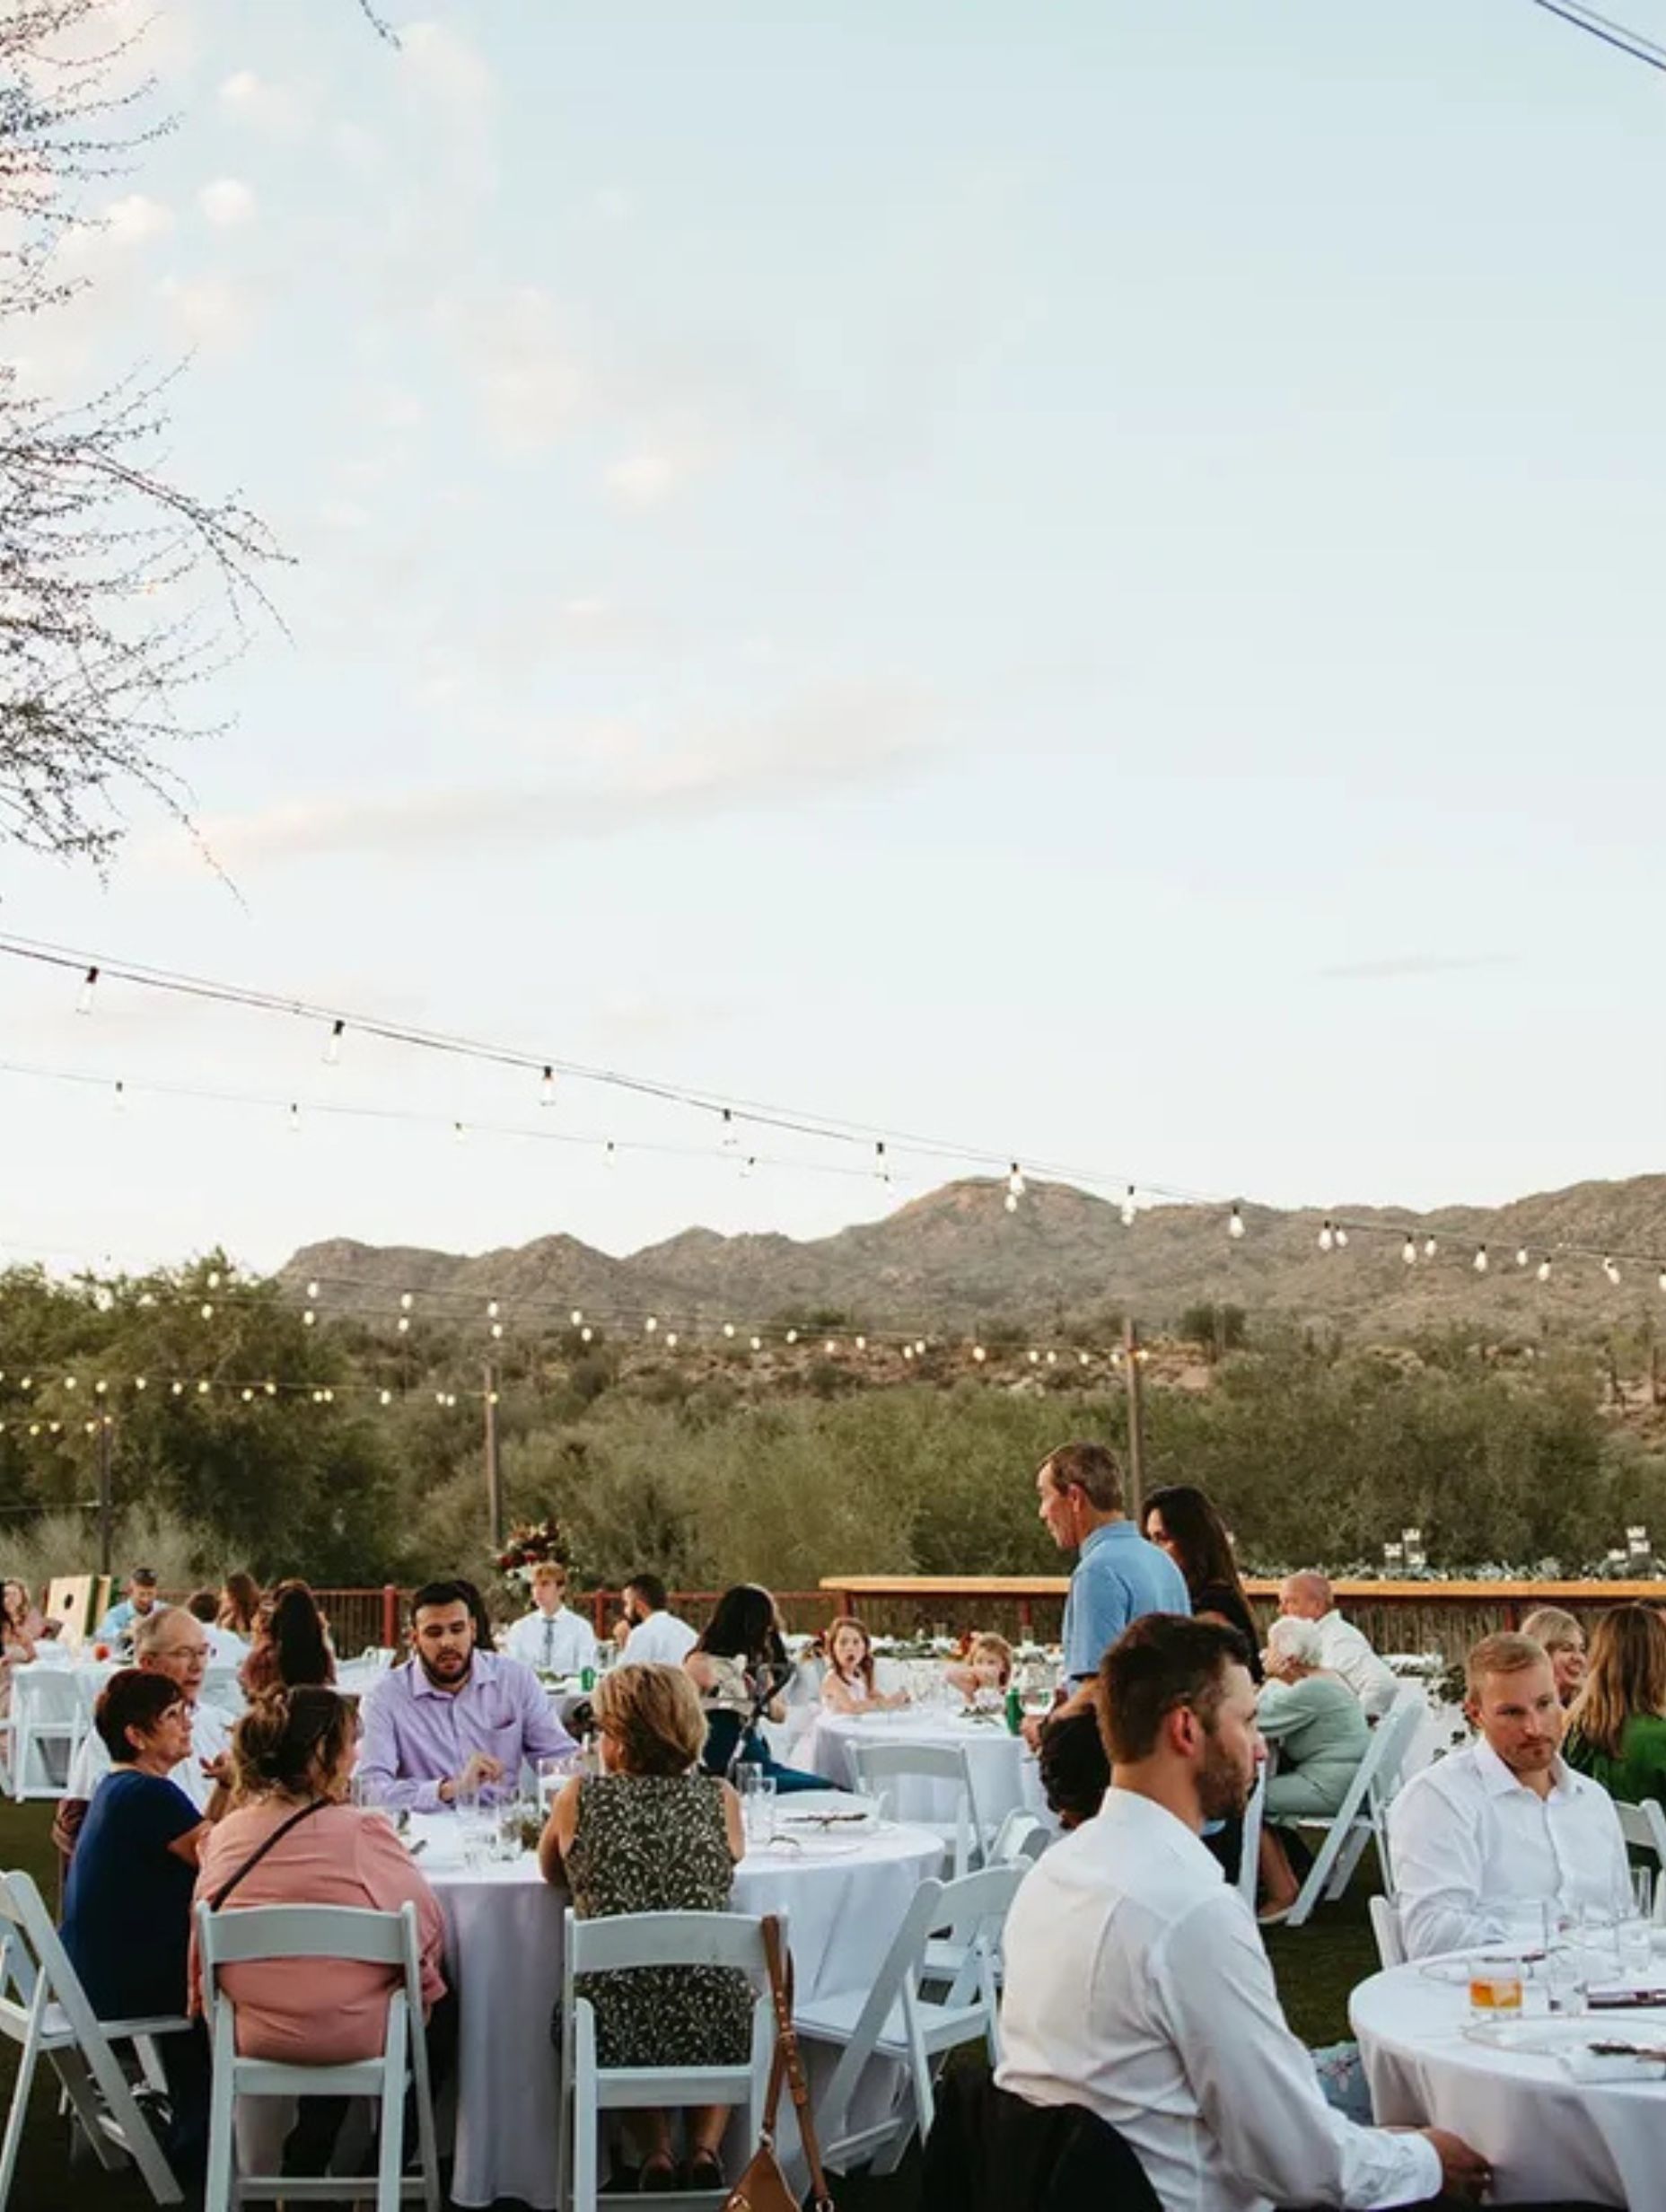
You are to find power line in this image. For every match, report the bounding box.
[1527,0,1666,73]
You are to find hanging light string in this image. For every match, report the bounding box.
[1526,0,1666,75]
[4,936,1665,1289]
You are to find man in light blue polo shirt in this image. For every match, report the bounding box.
[1037,1440,1189,1687]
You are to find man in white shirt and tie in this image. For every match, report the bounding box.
[997,1612,1489,2212]
[615,1573,698,1666]
[502,1563,596,1676]
[1389,1629,1629,1962]
[1278,1571,1399,1720]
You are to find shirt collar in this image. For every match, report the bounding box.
[1473,1733,1573,1799]
[1094,1786,1226,1877]
[1079,1519,1130,1557]
[408,1649,494,1701]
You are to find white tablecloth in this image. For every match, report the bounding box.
[799,1710,1044,1832]
[419,1805,943,2209]
[1352,1960,1665,2206]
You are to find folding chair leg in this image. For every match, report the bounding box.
[203,2012,238,2212]
[573,2006,598,2212]
[51,2048,130,2174]
[1328,1825,1372,1900]
[375,1998,408,2212]
[1286,1823,1350,1928]
[0,2018,41,2206]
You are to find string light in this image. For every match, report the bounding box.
[1516,1248,1530,1268]
[540,1065,556,1108]
[1318,1221,1336,1253]
[785,1329,798,1345]
[644,1316,658,1333]
[487,1300,499,1319]
[1005,1162,1025,1214]
[1472,1245,1488,1274]
[1229,1204,1245,1240]
[665,1331,678,1348]
[1424,1236,1438,1259]
[1604,1256,1622,1286]
[113,1079,126,1114]
[604,1140,617,1169]
[1120,1185,1136,1227]
[1538,1259,1552,1283]
[741,1156,756,1181]
[1334,1226,1348,1250]
[452,1120,467,1145]
[875,1141,890,1188]
[400,1293,414,1312]
[287,1102,301,1135]
[323,1018,345,1066]
[721,1108,737,1151]
[1402,1235,1417,1265]
[75,965,99,1015]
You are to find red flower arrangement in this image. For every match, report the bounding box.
[493,1518,572,1590]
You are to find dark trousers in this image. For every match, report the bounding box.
[699,1712,840,1795]
[281,1990,460,2179]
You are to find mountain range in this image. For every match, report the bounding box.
[281,1172,1666,1338]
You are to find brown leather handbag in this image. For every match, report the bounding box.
[724,1914,835,2212]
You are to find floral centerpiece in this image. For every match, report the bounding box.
[494,1518,571,1596]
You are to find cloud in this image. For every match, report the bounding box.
[156,275,259,355]
[602,450,688,507]
[447,285,586,453]
[199,178,256,228]
[218,69,311,138]
[179,684,939,868]
[1319,953,1515,982]
[102,194,175,247]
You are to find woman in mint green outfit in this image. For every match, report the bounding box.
[1256,1614,1369,1921]
[1563,1603,1666,1812]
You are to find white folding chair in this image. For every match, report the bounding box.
[1235,1760,1267,1910]
[849,1742,989,1876]
[557,1909,775,2212]
[1278,1693,1422,1927]
[987,1810,1049,1868]
[795,1865,1022,2177]
[0,1868,189,2207]
[1614,1800,1666,1921]
[4,1668,84,1800]
[196,1900,440,2212]
[1368,1894,1406,1969]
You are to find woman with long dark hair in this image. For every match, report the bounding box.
[217,1571,261,1640]
[240,1580,337,1698]
[1144,1485,1262,1682]
[684,1584,836,1795]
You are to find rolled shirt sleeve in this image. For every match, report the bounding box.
[1159,1896,1443,2209]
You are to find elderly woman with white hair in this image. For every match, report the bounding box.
[1256,1614,1370,1923]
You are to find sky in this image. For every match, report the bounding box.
[3,0,1665,1280]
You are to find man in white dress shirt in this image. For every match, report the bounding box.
[1389,1630,1629,1962]
[502,1563,596,1675]
[616,1573,698,1666]
[1278,1572,1399,1720]
[55,1607,232,1855]
[997,1614,1488,2212]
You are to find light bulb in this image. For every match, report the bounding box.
[135,1376,147,1391]
[1007,1162,1025,1199]
[1604,1257,1621,1286]
[64,1376,76,1391]
[1028,1349,1039,1365]
[580,1326,593,1343]
[855,1335,867,1351]
[1046,1349,1057,1365]
[571,1311,583,1327]
[169,1379,184,1395]
[750,1335,762,1351]
[1229,1205,1245,1240]
[1658,1269,1666,1295]
[825,1339,837,1356]
[973,1345,986,1362]
[76,964,99,1015]
[665,1331,679,1348]
[288,1102,301,1135]
[241,1388,253,1403]
[380,1389,392,1406]
[1516,1248,1529,1268]
[1078,1349,1091,1365]
[785,1328,798,1345]
[307,1280,320,1301]
[1120,1185,1136,1227]
[723,1321,736,1339]
[1319,1221,1335,1253]
[93,1378,107,1396]
[399,1292,414,1312]
[604,1140,617,1169]
[452,1120,467,1145]
[200,1302,215,1320]
[1424,1236,1438,1259]
[540,1065,557,1107]
[741,1155,756,1180]
[113,1080,126,1114]
[303,1309,316,1328]
[197,1379,210,1395]
[1402,1236,1417,1265]
[721,1108,737,1150]
[875,1141,891,1188]
[397,1317,410,1334]
[265,1381,276,1396]
[490,1322,504,1339]
[1537,1259,1551,1283]
[324,1017,345,1066]
[1335,1226,1348,1250]
[487,1300,499,1319]
[644,1316,658,1333]
[1004,1193,1018,1215]
[1473,1246,1488,1274]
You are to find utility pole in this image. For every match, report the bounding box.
[96,1418,114,1577]
[1123,1314,1145,1523]
[483,1362,504,1548]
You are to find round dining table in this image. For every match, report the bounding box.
[417,1799,943,2210]
[1351,1957,1666,2207]
[798,1707,1046,1834]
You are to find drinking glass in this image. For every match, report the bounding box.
[732,1760,763,1799]
[349,1771,381,1812]
[1632,1867,1655,1925]
[1618,1918,1653,1980]
[742,1776,777,1848]
[1468,1954,1524,2023]
[538,1754,577,1810]
[1544,1940,1587,2016]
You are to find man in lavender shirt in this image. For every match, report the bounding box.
[358,1579,577,1813]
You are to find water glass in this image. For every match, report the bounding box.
[732,1760,763,1798]
[742,1776,777,1848]
[1632,1868,1656,1925]
[349,1771,381,1812]
[1543,1943,1587,2015]
[1618,1918,1653,1980]
[538,1754,577,1809]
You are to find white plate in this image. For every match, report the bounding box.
[1464,2017,1600,2053]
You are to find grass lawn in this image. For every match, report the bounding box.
[0,1796,1377,2210]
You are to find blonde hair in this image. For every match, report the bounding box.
[1267,1616,1324,1670]
[1521,1606,1583,1655]
[1565,1606,1666,1761]
[966,1632,1013,1687]
[232,1687,355,1800]
[1465,1630,1549,1701]
[593,1663,706,1776]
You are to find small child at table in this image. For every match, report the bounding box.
[820,1616,910,1715]
[944,1632,1013,1710]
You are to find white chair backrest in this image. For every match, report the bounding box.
[566,1909,774,1979]
[988,1811,1049,1867]
[198,1900,413,1977]
[850,1741,986,1872]
[1368,1894,1406,1969]
[10,1667,80,1725]
[1614,1799,1666,1919]
[1236,1760,1267,1909]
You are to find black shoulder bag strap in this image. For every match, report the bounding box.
[206,1797,329,1911]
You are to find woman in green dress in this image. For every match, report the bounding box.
[1255,1614,1370,1923]
[1563,1603,1666,1811]
[539,1662,751,2194]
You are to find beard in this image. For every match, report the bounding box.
[1197,1730,1253,1824]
